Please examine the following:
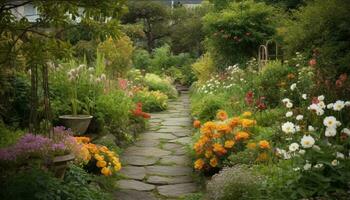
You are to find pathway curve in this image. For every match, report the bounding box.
[115,92,198,200]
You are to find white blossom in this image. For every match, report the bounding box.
[323,116,338,128]
[341,128,350,136]
[290,83,297,91]
[303,163,312,170]
[302,94,307,100]
[296,115,303,121]
[282,122,296,134]
[308,125,315,132]
[318,95,325,101]
[331,159,339,166]
[301,135,315,148]
[325,127,337,137]
[336,152,345,159]
[285,111,293,117]
[289,143,299,152]
[333,100,345,111]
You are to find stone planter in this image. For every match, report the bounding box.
[50,153,75,179]
[59,115,93,135]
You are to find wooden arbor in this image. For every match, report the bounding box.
[258,39,281,71]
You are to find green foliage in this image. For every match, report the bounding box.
[191,53,216,83]
[144,73,178,99]
[203,0,278,68]
[132,90,168,112]
[97,35,134,77]
[132,49,151,71]
[191,94,229,121]
[0,166,111,200]
[0,123,24,148]
[207,165,266,200]
[283,0,350,76]
[95,90,132,138]
[255,61,293,106]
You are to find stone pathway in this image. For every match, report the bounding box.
[115,92,198,200]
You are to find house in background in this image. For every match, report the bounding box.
[11,2,40,22]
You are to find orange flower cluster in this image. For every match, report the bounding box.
[132,102,151,119]
[193,110,258,171]
[75,137,122,176]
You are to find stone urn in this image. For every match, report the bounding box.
[50,153,75,179]
[59,115,93,135]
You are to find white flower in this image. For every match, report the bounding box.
[290,83,297,91]
[331,159,339,166]
[325,127,337,137]
[308,104,324,116]
[323,116,337,128]
[100,74,106,81]
[314,163,324,169]
[341,128,350,136]
[286,102,293,108]
[295,125,301,132]
[302,94,307,100]
[299,149,306,155]
[289,143,300,152]
[333,100,345,111]
[336,152,345,159]
[301,135,315,148]
[327,103,334,109]
[285,111,293,117]
[345,101,350,106]
[88,67,94,72]
[293,167,300,171]
[318,95,325,101]
[303,163,312,170]
[318,101,326,109]
[308,125,315,132]
[296,115,303,120]
[282,98,291,104]
[282,122,296,134]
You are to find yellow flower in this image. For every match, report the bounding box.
[229,117,241,128]
[259,140,270,149]
[94,154,104,161]
[210,157,218,167]
[256,152,269,162]
[81,146,91,161]
[247,142,256,150]
[241,119,256,128]
[212,143,227,155]
[224,140,235,148]
[96,160,107,168]
[235,131,250,141]
[99,146,108,153]
[101,167,112,176]
[213,132,222,139]
[194,158,205,170]
[216,110,228,121]
[242,111,252,117]
[114,162,122,171]
[200,121,216,137]
[205,150,213,158]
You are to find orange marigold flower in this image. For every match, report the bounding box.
[224,140,235,148]
[213,133,222,138]
[259,140,270,149]
[256,152,269,162]
[210,157,218,167]
[194,158,205,170]
[114,162,122,171]
[101,167,112,176]
[96,160,107,168]
[216,124,232,134]
[99,146,108,153]
[217,110,228,121]
[193,120,201,128]
[229,117,241,128]
[241,119,256,128]
[247,142,256,150]
[205,150,213,158]
[235,131,250,141]
[94,153,104,161]
[242,111,252,117]
[212,143,227,155]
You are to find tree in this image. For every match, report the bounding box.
[121,1,169,53]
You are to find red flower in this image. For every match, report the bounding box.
[118,79,128,90]
[245,91,254,105]
[256,96,267,110]
[309,59,317,67]
[339,73,348,82]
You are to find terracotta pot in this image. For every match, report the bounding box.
[59,115,93,135]
[50,153,75,179]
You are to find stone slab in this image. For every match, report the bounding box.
[159,155,190,165]
[169,137,191,145]
[162,143,184,151]
[147,176,193,185]
[157,183,198,198]
[134,139,160,147]
[146,165,192,176]
[114,190,158,200]
[116,180,155,191]
[140,132,177,140]
[124,147,171,157]
[119,166,146,180]
[121,155,159,166]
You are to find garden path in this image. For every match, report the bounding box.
[115,92,198,200]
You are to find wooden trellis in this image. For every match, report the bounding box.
[258,39,280,71]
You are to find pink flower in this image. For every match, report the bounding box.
[309,59,317,67]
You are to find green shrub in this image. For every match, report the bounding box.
[133,90,168,112]
[255,61,293,106]
[144,73,178,99]
[0,123,23,148]
[191,53,216,84]
[191,94,228,121]
[203,0,278,67]
[206,165,265,200]
[132,49,151,71]
[95,90,132,139]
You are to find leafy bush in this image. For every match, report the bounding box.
[191,94,228,121]
[283,0,350,76]
[132,49,151,71]
[132,90,168,112]
[0,166,111,200]
[95,90,132,138]
[207,166,266,200]
[144,73,177,99]
[191,53,216,84]
[0,123,23,148]
[203,0,278,67]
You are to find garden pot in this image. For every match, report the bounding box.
[59,115,93,135]
[50,153,75,179]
